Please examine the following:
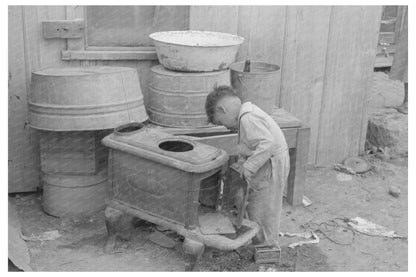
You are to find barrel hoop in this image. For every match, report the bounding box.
[149,85,213,95]
[28,98,144,115]
[147,107,207,117]
[42,173,107,189]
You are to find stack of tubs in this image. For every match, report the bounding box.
[148,30,244,206]
[148,31,245,127]
[28,67,148,218]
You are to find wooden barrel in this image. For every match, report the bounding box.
[29,66,148,131]
[41,169,108,218]
[147,65,230,127]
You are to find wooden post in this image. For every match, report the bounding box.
[286,126,310,206]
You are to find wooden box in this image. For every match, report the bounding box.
[39,130,109,175]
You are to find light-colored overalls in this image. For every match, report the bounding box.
[235,102,290,246]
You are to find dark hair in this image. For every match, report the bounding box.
[205,85,240,124]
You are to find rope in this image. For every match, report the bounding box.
[301,218,356,246]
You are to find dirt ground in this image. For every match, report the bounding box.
[9,153,408,272]
[9,72,408,271]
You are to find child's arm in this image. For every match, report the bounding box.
[240,114,275,176]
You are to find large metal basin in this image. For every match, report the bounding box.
[28,66,148,131]
[149,31,244,72]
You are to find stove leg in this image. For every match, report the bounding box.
[182,238,205,271]
[104,206,124,253]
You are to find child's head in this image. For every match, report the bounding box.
[205,86,242,130]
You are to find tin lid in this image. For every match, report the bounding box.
[102,123,228,173]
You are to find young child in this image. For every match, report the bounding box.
[205,85,290,247]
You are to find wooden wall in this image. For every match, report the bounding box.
[190,5,381,165]
[8,5,382,192]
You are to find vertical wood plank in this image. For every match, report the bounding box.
[8,6,38,192]
[286,126,310,206]
[66,5,85,66]
[189,6,239,34]
[357,7,383,155]
[66,5,85,51]
[280,6,332,164]
[36,6,68,68]
[236,6,286,109]
[20,6,43,192]
[316,6,382,165]
[237,6,286,64]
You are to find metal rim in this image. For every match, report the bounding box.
[149,30,245,48]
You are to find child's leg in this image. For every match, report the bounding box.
[246,153,289,246]
[247,184,282,246]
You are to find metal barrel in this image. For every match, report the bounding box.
[230,61,281,114]
[147,65,230,127]
[29,66,148,131]
[41,168,108,218]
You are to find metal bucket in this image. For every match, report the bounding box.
[41,169,108,218]
[230,61,281,114]
[29,66,148,131]
[147,65,230,127]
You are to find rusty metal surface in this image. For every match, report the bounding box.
[147,65,230,127]
[149,31,244,72]
[104,124,229,227]
[28,66,148,131]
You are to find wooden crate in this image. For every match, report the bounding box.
[39,130,109,175]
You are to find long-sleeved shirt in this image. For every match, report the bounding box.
[238,102,288,174]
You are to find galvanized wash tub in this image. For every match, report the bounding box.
[148,65,230,127]
[149,31,244,72]
[42,168,108,218]
[29,66,148,131]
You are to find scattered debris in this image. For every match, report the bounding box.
[258,264,277,271]
[343,157,371,174]
[148,231,177,248]
[346,217,405,239]
[279,231,320,248]
[388,186,401,198]
[374,147,391,161]
[301,219,355,246]
[156,225,170,232]
[302,195,313,207]
[336,173,353,182]
[254,245,281,264]
[334,163,357,175]
[235,246,254,260]
[21,230,62,242]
